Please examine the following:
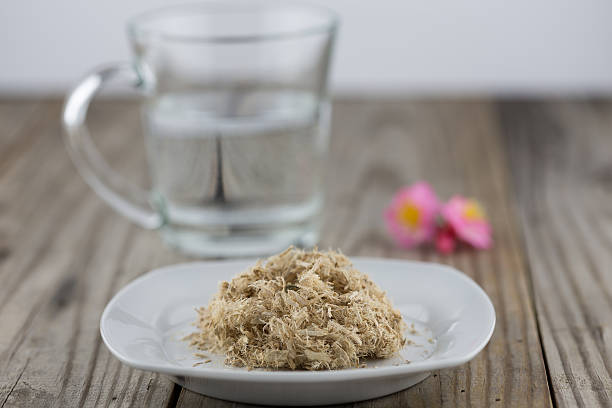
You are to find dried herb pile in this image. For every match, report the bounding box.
[189,247,406,370]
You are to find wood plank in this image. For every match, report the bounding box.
[0,98,557,407]
[500,101,612,408]
[175,100,552,407]
[0,100,184,407]
[0,101,44,179]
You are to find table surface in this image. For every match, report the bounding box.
[0,98,610,408]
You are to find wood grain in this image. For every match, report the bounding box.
[500,101,612,408]
[0,101,186,407]
[2,97,607,407]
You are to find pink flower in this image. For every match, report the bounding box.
[384,182,440,248]
[441,196,492,250]
[435,224,457,254]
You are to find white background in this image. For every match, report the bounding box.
[2,0,612,96]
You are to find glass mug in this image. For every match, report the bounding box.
[62,1,338,257]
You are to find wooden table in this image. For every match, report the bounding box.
[1,98,610,407]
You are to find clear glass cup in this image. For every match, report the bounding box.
[62,1,338,257]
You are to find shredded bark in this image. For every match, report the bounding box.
[188,247,406,370]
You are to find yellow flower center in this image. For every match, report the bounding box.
[463,201,485,221]
[398,203,421,229]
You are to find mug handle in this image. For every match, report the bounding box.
[62,63,163,229]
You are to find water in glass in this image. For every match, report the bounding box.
[144,89,330,256]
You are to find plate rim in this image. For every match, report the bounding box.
[100,258,496,383]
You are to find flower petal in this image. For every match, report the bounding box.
[384,182,440,248]
[442,196,492,249]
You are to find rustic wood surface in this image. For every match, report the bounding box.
[500,102,612,407]
[0,98,609,407]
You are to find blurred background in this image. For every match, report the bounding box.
[2,0,612,97]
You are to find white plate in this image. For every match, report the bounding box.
[100,258,495,406]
